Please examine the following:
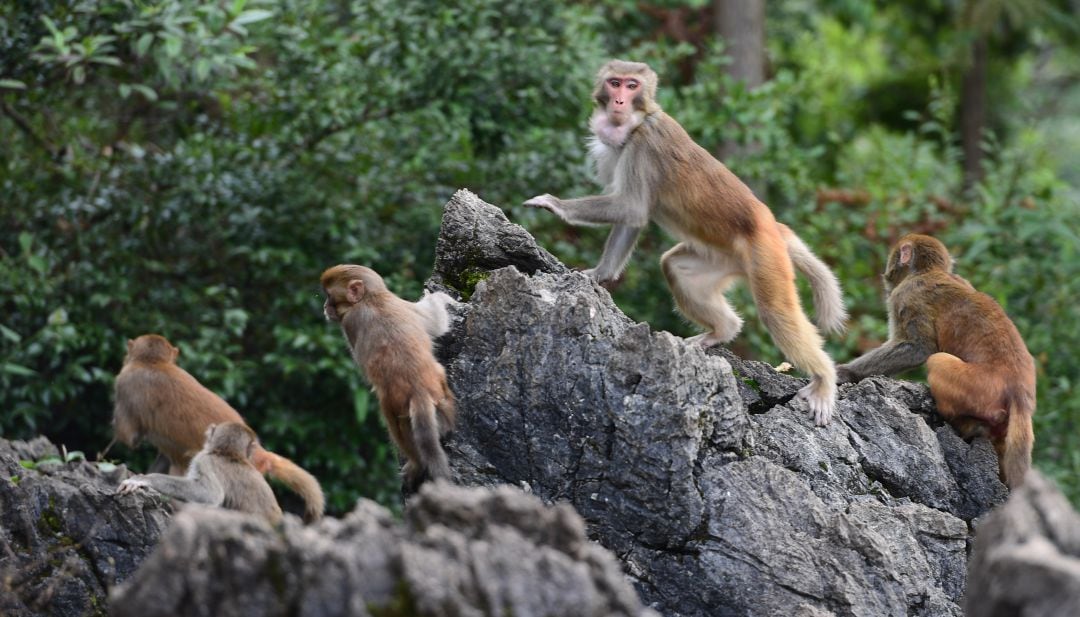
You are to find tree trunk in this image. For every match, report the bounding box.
[713,0,766,191]
[713,0,766,89]
[960,35,988,189]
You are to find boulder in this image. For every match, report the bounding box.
[434,189,1009,616]
[110,483,658,617]
[966,470,1080,616]
[0,437,170,617]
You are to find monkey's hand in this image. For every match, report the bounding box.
[116,477,153,495]
[523,194,566,219]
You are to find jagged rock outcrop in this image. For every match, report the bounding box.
[3,189,1042,617]
[0,437,170,617]
[966,471,1080,616]
[110,483,658,617]
[434,189,1010,616]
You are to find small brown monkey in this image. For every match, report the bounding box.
[837,234,1035,488]
[112,334,325,521]
[523,59,846,425]
[117,422,284,524]
[321,265,456,494]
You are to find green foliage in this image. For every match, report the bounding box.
[0,0,602,514]
[1,0,1078,510]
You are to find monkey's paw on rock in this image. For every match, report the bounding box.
[110,482,659,617]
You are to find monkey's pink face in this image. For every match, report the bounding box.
[604,76,641,124]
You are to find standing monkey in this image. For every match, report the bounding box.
[321,265,457,494]
[524,59,846,425]
[117,422,284,524]
[837,234,1035,488]
[112,334,325,522]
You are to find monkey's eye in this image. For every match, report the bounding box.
[608,78,621,88]
[626,80,639,90]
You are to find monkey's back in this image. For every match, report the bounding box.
[910,273,1034,382]
[353,299,450,410]
[642,112,770,248]
[115,360,246,466]
[217,457,283,522]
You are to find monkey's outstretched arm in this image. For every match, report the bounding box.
[117,471,225,505]
[585,225,643,283]
[524,193,649,227]
[836,339,934,383]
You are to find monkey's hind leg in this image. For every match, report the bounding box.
[746,239,837,426]
[927,352,1031,488]
[661,243,744,347]
[926,353,1006,424]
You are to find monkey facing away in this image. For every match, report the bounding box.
[836,234,1035,488]
[112,334,325,522]
[523,59,846,425]
[321,265,457,494]
[117,422,284,524]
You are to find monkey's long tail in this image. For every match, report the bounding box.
[782,228,848,335]
[410,396,452,483]
[1001,398,1034,489]
[256,448,326,523]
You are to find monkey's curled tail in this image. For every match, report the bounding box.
[1001,398,1035,489]
[782,228,848,335]
[410,396,452,484]
[256,449,326,523]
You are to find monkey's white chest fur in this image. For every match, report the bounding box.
[587,137,620,188]
[588,110,643,190]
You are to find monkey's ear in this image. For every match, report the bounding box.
[346,279,365,304]
[126,339,134,351]
[898,243,914,266]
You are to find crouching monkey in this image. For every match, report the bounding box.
[321,265,457,494]
[112,334,325,522]
[837,234,1035,488]
[117,422,283,524]
[523,59,846,426]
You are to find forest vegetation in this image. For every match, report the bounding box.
[2,0,1078,512]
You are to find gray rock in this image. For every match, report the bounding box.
[435,189,1010,616]
[966,471,1080,616]
[0,437,171,617]
[109,482,658,617]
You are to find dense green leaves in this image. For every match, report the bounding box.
[1,0,1078,510]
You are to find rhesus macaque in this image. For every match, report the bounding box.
[117,422,284,524]
[321,265,457,494]
[524,59,846,425]
[837,234,1035,488]
[112,334,325,522]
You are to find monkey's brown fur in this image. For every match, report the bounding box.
[113,334,325,521]
[117,421,284,524]
[525,59,846,425]
[321,264,456,494]
[837,234,1035,488]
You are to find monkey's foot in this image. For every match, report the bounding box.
[687,331,738,348]
[116,477,151,495]
[798,379,836,426]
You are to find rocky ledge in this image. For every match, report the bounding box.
[4,189,1079,617]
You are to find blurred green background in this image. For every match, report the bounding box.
[2,0,1078,513]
